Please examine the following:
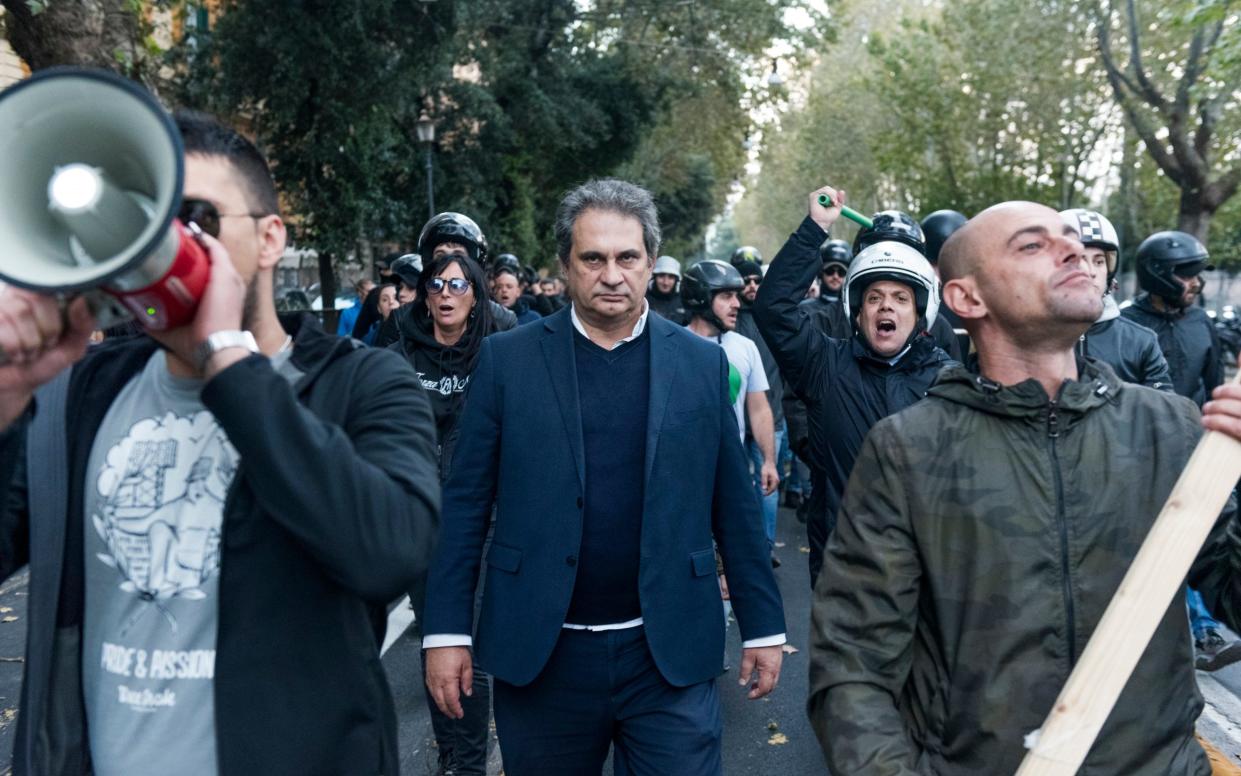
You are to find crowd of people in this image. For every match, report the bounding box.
[1,108,1241,776]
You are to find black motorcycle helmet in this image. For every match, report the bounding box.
[1136,230,1213,304]
[853,210,926,256]
[731,245,763,268]
[819,238,853,269]
[493,253,520,272]
[390,253,423,290]
[417,212,488,265]
[682,260,744,331]
[920,210,968,265]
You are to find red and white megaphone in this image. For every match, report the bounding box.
[0,67,209,330]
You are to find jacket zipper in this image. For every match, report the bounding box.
[1047,399,1077,665]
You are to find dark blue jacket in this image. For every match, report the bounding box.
[423,307,785,687]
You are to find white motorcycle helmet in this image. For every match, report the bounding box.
[843,241,940,333]
[653,255,682,279]
[1060,208,1120,287]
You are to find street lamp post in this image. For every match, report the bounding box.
[415,111,437,220]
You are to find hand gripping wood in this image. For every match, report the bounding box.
[1017,375,1241,775]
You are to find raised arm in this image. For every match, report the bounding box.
[753,187,845,397]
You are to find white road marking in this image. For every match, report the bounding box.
[381,595,417,656]
[1197,672,1241,762]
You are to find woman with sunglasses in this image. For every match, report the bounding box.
[389,252,496,776]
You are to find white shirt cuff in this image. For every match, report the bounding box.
[421,634,473,649]
[742,633,787,649]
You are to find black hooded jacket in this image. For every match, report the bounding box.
[754,216,957,584]
[388,310,487,479]
[1121,293,1222,406]
[646,288,690,325]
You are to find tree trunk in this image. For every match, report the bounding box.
[1,0,143,74]
[1177,190,1213,245]
[317,251,339,333]
[1119,123,1139,301]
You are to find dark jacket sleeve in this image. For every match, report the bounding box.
[490,301,518,332]
[807,420,922,773]
[753,216,835,399]
[422,338,503,637]
[1205,321,1225,396]
[0,421,29,583]
[1139,332,1173,390]
[373,309,402,349]
[783,379,810,459]
[709,349,786,641]
[200,348,440,602]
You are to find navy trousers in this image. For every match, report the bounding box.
[491,626,722,776]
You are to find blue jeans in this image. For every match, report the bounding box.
[1188,587,1221,640]
[747,423,785,547]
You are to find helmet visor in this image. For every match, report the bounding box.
[1173,260,1213,278]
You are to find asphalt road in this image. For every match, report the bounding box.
[0,507,1239,774]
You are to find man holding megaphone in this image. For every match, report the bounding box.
[0,74,440,776]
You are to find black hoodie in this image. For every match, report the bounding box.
[389,310,484,478]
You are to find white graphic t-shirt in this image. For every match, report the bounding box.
[82,348,298,775]
[716,331,769,443]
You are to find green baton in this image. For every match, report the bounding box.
[817,193,873,229]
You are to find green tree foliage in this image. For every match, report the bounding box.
[179,0,825,271]
[737,0,1118,256]
[736,0,1238,278]
[1097,0,1241,242]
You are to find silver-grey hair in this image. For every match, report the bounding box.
[554,178,661,265]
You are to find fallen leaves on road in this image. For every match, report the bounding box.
[0,617,16,623]
[767,720,789,745]
[799,546,810,554]
[782,644,799,655]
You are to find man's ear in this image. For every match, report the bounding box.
[255,215,287,272]
[942,276,986,321]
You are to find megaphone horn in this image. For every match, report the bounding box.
[0,67,209,330]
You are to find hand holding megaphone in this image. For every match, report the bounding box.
[0,287,94,429]
[0,68,212,333]
[145,231,250,379]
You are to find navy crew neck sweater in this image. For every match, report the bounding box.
[565,325,651,625]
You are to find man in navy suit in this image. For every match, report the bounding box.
[422,178,786,775]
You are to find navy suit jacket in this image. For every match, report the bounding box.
[423,307,786,687]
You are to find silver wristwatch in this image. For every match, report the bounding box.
[195,330,259,372]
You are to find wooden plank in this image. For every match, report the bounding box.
[1017,377,1241,775]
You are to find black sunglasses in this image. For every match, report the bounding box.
[743,276,762,286]
[425,277,473,296]
[177,198,267,238]
[822,265,847,278]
